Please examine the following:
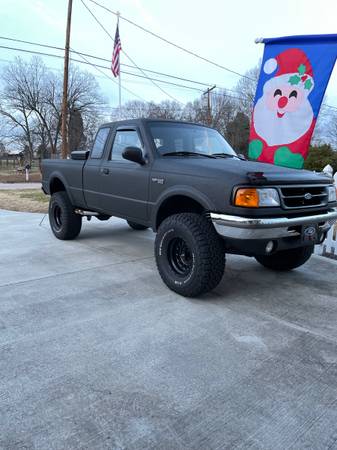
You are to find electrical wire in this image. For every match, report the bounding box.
[0,44,207,96]
[0,42,336,112]
[69,46,149,102]
[80,0,183,104]
[0,35,242,94]
[87,0,256,81]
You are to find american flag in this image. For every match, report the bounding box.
[111,24,121,77]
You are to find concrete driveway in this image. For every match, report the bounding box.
[1,209,337,450]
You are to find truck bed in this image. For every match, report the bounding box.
[42,159,87,209]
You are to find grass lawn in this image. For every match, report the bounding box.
[0,189,49,213]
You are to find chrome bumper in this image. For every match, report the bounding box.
[210,208,337,240]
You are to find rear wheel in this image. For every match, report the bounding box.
[127,220,148,230]
[255,245,314,271]
[155,213,225,297]
[49,191,82,240]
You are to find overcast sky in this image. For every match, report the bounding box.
[1,0,337,111]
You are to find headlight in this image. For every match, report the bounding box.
[234,188,280,208]
[328,185,337,202]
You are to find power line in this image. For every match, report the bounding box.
[87,0,256,82]
[325,104,337,111]
[0,35,247,99]
[0,41,336,112]
[69,46,148,103]
[0,35,64,52]
[80,0,183,104]
[0,44,204,96]
[0,35,237,92]
[123,49,183,104]
[3,34,336,107]
[0,44,64,61]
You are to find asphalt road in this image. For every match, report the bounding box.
[1,209,337,450]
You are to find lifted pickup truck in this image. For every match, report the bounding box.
[42,119,337,297]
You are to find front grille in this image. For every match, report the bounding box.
[279,185,329,209]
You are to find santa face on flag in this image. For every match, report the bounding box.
[249,48,316,169]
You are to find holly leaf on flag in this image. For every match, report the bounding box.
[288,75,301,85]
[298,64,306,75]
[304,79,313,90]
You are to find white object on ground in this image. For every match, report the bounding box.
[323,164,333,176]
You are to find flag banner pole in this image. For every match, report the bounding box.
[248,34,337,169]
[119,66,122,118]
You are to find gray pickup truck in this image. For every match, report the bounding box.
[42,119,337,296]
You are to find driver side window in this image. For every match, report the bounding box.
[110,130,142,161]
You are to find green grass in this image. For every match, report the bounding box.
[19,190,49,203]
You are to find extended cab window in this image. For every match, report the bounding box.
[110,130,142,161]
[91,127,110,159]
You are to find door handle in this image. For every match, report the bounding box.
[101,168,109,175]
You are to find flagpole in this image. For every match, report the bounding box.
[117,11,122,118]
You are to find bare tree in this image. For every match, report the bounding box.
[0,63,36,163]
[234,65,260,117]
[327,110,337,150]
[226,112,250,155]
[115,93,238,143]
[0,56,105,158]
[112,100,183,121]
[183,91,237,138]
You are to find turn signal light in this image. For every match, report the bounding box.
[234,188,259,208]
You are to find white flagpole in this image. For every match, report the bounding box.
[117,11,122,118]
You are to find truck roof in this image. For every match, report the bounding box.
[100,118,212,129]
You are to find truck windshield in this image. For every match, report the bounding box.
[149,122,237,157]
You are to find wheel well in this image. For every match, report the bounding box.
[156,195,205,229]
[50,177,66,195]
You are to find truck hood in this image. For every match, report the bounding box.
[155,157,332,185]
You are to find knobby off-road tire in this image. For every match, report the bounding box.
[127,220,148,230]
[255,245,314,271]
[49,191,82,240]
[155,213,226,297]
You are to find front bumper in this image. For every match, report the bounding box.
[210,208,337,240]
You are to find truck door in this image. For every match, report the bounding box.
[98,126,150,221]
[83,126,112,209]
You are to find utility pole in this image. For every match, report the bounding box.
[61,0,73,159]
[203,85,216,125]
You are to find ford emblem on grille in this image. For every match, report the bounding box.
[304,192,313,200]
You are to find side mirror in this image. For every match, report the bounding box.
[71,150,89,160]
[122,146,145,165]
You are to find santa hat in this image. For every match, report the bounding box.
[263,48,314,94]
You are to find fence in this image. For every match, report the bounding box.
[315,223,337,259]
[0,155,23,168]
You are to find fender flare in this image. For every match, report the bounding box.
[151,185,215,230]
[49,171,74,204]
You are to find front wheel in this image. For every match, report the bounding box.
[155,213,226,297]
[255,245,314,271]
[49,191,82,240]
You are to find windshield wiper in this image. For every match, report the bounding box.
[162,151,216,159]
[212,153,238,159]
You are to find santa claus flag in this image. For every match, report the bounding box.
[249,35,337,169]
